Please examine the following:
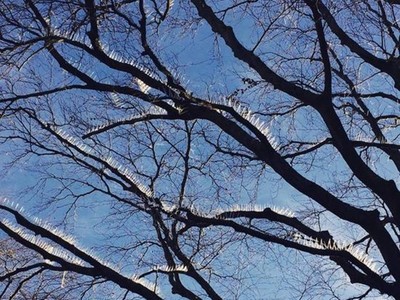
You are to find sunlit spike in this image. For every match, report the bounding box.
[293,235,377,273]
[109,50,115,59]
[61,271,67,288]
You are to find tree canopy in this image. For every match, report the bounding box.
[1,0,400,299]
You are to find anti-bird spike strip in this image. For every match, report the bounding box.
[50,27,92,48]
[0,198,25,214]
[65,59,98,81]
[167,0,175,11]
[84,107,167,137]
[0,219,85,266]
[271,206,295,218]
[34,218,76,245]
[110,93,126,108]
[51,126,92,154]
[136,78,151,94]
[158,201,178,214]
[154,264,188,273]
[98,42,161,82]
[210,97,279,149]
[222,204,266,214]
[50,28,159,84]
[102,155,153,198]
[131,275,160,295]
[293,234,377,273]
[0,199,166,296]
[188,203,295,219]
[168,67,190,87]
[0,199,139,275]
[0,199,84,264]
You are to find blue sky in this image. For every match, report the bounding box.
[1,1,399,299]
